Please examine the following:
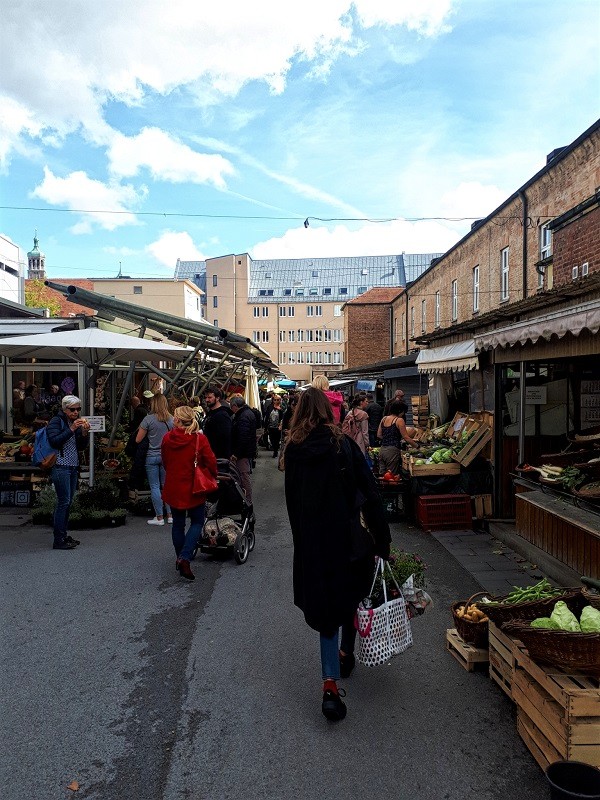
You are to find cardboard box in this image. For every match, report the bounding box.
[473,494,493,518]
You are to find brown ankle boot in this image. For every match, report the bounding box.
[176,558,195,581]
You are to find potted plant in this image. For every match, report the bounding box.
[372,546,428,606]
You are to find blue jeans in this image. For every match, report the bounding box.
[145,454,170,517]
[171,504,206,561]
[319,622,357,680]
[51,465,79,543]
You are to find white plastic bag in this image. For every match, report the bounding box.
[355,559,413,667]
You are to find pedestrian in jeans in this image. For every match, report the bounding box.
[136,393,174,525]
[161,406,217,581]
[266,396,283,457]
[284,387,391,722]
[47,395,90,550]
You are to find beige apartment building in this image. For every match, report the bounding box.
[175,253,439,383]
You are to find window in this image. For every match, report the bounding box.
[213,296,218,308]
[288,306,295,317]
[213,319,218,327]
[306,330,314,342]
[314,305,322,316]
[501,247,509,301]
[280,352,287,365]
[265,272,272,279]
[451,280,458,321]
[393,316,398,343]
[262,331,269,343]
[295,288,304,296]
[473,266,480,313]
[252,331,260,343]
[315,351,323,364]
[540,223,552,260]
[333,329,342,342]
[315,330,323,342]
[309,288,318,295]
[410,306,415,337]
[307,305,314,317]
[333,352,342,364]
[358,286,367,294]
[133,285,142,294]
[339,288,348,295]
[279,330,286,342]
[323,329,332,342]
[297,351,304,364]
[401,312,406,341]
[297,329,304,342]
[283,288,292,296]
[435,291,440,328]
[289,330,295,342]
[312,270,319,278]
[262,307,268,317]
[324,351,332,364]
[333,304,342,317]
[288,352,296,364]
[253,307,260,317]
[258,289,267,296]
[323,288,332,296]
[421,300,426,333]
[306,351,314,364]
[212,275,218,287]
[279,306,286,317]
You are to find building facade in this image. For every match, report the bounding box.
[0,234,24,306]
[344,287,404,369]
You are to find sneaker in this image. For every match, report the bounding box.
[322,682,347,721]
[167,516,173,524]
[339,651,355,679]
[65,536,81,547]
[53,539,77,550]
[147,517,164,526]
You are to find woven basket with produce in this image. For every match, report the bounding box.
[582,576,600,611]
[476,580,583,626]
[451,591,489,648]
[502,601,600,677]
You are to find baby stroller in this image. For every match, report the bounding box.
[194,458,256,564]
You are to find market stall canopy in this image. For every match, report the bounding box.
[416,340,478,373]
[0,327,195,367]
[474,299,600,350]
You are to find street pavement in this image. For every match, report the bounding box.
[0,454,551,800]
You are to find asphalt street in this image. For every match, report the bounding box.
[1,454,550,800]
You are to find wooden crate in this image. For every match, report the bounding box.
[488,621,516,700]
[446,628,489,672]
[452,424,493,467]
[409,457,460,476]
[512,642,600,769]
[473,494,493,519]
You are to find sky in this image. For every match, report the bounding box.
[1,0,599,280]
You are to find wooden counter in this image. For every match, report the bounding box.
[515,490,600,579]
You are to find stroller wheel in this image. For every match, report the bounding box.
[247,528,255,552]
[234,533,249,564]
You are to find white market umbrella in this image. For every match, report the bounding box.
[244,364,261,411]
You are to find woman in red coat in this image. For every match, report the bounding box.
[161,405,217,580]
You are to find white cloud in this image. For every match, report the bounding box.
[251,218,460,260]
[108,129,236,188]
[440,181,507,220]
[31,168,143,231]
[146,231,207,267]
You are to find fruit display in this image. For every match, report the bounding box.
[0,437,35,462]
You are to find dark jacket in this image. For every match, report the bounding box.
[46,411,88,455]
[203,405,233,459]
[231,404,257,459]
[366,401,383,433]
[284,425,391,635]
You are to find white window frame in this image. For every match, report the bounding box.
[421,299,426,333]
[324,351,332,364]
[315,329,323,342]
[262,307,268,317]
[279,330,286,342]
[451,280,458,321]
[501,247,509,302]
[262,331,269,343]
[333,352,342,365]
[279,306,286,317]
[213,296,218,308]
[297,351,304,364]
[315,305,322,317]
[288,306,295,317]
[473,266,480,313]
[307,305,314,317]
[212,275,218,287]
[401,312,405,341]
[280,352,287,365]
[306,330,314,342]
[288,352,296,364]
[333,329,342,343]
[410,306,414,338]
[297,329,304,342]
[333,304,342,317]
[288,330,295,343]
[435,291,440,328]
[252,331,260,343]
[253,307,260,317]
[540,222,552,260]
[323,329,332,342]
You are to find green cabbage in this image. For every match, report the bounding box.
[580,605,600,633]
[530,617,560,629]
[431,450,444,464]
[550,601,581,632]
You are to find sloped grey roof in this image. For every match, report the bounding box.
[174,253,441,302]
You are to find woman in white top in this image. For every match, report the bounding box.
[136,393,174,525]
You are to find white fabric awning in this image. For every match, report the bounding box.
[416,340,478,373]
[475,299,600,350]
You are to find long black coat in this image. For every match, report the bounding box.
[284,425,391,635]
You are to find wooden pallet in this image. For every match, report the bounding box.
[446,628,489,672]
[488,622,516,700]
[512,642,600,769]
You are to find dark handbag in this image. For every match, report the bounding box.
[192,433,218,495]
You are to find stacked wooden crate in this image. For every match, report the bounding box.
[410,395,429,428]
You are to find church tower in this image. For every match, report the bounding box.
[27,231,46,280]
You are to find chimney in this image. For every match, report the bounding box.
[546,147,566,164]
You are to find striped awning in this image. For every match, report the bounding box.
[416,340,479,373]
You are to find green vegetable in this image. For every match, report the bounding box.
[414,459,426,465]
[530,617,560,629]
[550,601,581,632]
[580,605,600,633]
[431,450,444,464]
[484,579,563,606]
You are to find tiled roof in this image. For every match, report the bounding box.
[345,287,405,305]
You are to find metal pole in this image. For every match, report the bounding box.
[107,326,147,447]
[163,340,204,391]
[518,360,527,465]
[88,377,95,488]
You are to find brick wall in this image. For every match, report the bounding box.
[552,204,600,286]
[346,304,391,367]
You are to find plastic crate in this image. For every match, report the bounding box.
[416,494,472,532]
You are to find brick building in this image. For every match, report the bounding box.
[343,287,404,368]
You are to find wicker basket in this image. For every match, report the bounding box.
[477,588,583,627]
[451,592,489,648]
[582,588,600,611]
[502,620,600,677]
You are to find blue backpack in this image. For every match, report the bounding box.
[32,426,59,470]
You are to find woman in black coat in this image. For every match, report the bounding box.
[284,387,391,722]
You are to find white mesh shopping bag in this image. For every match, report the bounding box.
[355,558,413,667]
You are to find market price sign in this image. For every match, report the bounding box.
[85,416,106,432]
[525,387,547,404]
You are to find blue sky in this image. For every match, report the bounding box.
[1,0,599,280]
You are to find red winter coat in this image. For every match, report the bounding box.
[161,428,217,510]
[323,390,344,424]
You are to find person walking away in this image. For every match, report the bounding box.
[267,396,284,457]
[46,395,90,550]
[365,393,383,447]
[284,387,391,721]
[136,393,174,525]
[311,374,344,424]
[384,388,405,415]
[202,386,232,459]
[23,384,41,424]
[230,395,257,515]
[341,394,370,456]
[161,405,217,581]
[129,395,148,433]
[376,400,417,476]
